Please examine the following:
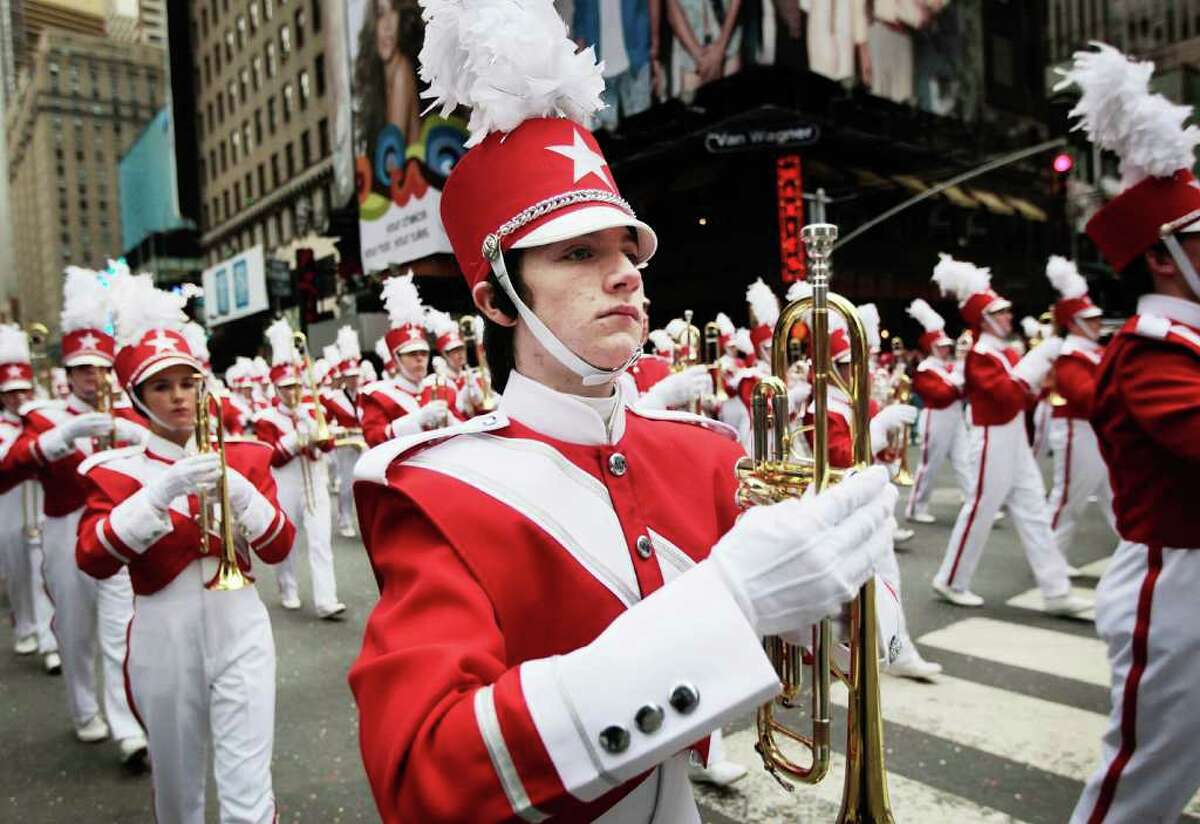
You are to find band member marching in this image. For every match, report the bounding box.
[3,267,149,761]
[1057,44,1200,822]
[427,309,489,417]
[348,4,898,819]
[929,254,1089,615]
[321,326,366,538]
[76,272,295,823]
[254,319,346,619]
[904,298,972,524]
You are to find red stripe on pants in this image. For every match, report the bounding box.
[948,427,990,587]
[1087,544,1164,823]
[1050,420,1074,530]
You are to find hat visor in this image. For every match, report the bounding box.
[273,376,301,388]
[64,354,114,368]
[136,354,202,386]
[984,297,1012,314]
[512,205,658,266]
[0,380,33,392]
[934,335,954,348]
[1076,305,1103,319]
[394,341,430,356]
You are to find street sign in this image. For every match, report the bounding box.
[704,123,820,154]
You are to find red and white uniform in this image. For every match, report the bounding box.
[905,356,971,520]
[1047,334,1115,557]
[933,332,1073,598]
[1070,296,1200,823]
[78,433,294,824]
[4,395,144,738]
[254,402,340,614]
[357,373,462,448]
[0,410,42,648]
[350,372,778,822]
[321,385,362,534]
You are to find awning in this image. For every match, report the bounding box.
[941,185,979,209]
[1004,195,1049,222]
[969,189,1017,215]
[893,174,928,194]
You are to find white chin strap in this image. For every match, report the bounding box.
[130,388,191,435]
[982,313,1005,338]
[489,251,638,387]
[1160,233,1200,300]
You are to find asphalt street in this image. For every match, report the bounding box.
[0,453,1174,823]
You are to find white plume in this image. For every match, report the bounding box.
[746,279,780,328]
[322,344,341,365]
[647,329,674,353]
[418,0,606,147]
[1055,42,1200,187]
[714,312,735,336]
[1045,255,1088,299]
[665,318,688,340]
[932,253,991,303]
[381,272,425,329]
[906,298,946,332]
[179,283,204,301]
[857,303,881,351]
[1020,316,1042,339]
[425,308,458,337]
[181,321,209,361]
[336,325,362,361]
[360,359,378,383]
[471,314,486,337]
[375,337,392,364]
[432,355,449,376]
[109,272,187,345]
[0,324,31,364]
[61,266,112,333]
[732,328,753,355]
[785,280,812,303]
[252,356,269,379]
[265,318,297,366]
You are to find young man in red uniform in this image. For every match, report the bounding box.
[348,5,899,820]
[321,327,365,537]
[1059,44,1200,823]
[929,254,1087,615]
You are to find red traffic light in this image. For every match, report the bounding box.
[1052,152,1074,174]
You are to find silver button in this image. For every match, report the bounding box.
[608,453,628,476]
[599,725,630,754]
[669,683,700,715]
[635,535,653,559]
[635,704,665,734]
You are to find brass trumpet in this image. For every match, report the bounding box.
[735,222,894,822]
[671,311,702,414]
[293,332,331,513]
[702,321,729,403]
[888,369,915,488]
[194,377,250,591]
[459,315,497,413]
[94,372,117,452]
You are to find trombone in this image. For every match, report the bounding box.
[21,323,49,544]
[735,221,894,822]
[293,332,331,514]
[94,372,118,452]
[459,315,497,413]
[702,321,729,403]
[671,310,702,414]
[194,377,250,591]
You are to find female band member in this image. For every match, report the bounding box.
[75,275,295,824]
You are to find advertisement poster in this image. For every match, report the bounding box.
[203,245,269,326]
[322,0,358,206]
[347,0,469,273]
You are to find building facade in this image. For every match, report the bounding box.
[188,0,336,267]
[4,28,164,330]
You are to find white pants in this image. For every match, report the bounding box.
[29,540,58,654]
[1047,418,1116,558]
[1031,399,1052,459]
[42,510,141,738]
[0,490,36,640]
[272,459,339,612]
[905,403,972,519]
[333,446,358,533]
[128,559,277,824]
[934,418,1072,598]
[1071,542,1200,823]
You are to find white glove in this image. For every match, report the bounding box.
[787,380,812,414]
[869,404,918,455]
[225,468,277,538]
[418,400,449,430]
[1012,338,1062,389]
[639,366,711,410]
[278,430,302,455]
[710,466,898,636]
[946,368,964,389]
[144,453,222,512]
[114,417,149,446]
[37,412,113,461]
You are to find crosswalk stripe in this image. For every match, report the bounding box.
[1005,585,1097,621]
[696,727,1030,823]
[917,617,1110,687]
[1074,557,1110,578]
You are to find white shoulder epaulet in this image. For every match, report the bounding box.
[78,443,146,476]
[627,406,740,441]
[354,411,510,485]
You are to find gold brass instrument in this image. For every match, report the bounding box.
[702,321,729,404]
[428,373,452,428]
[671,311,702,414]
[888,373,915,487]
[1035,310,1069,408]
[21,324,49,544]
[94,372,117,452]
[459,315,497,413]
[292,332,329,513]
[194,377,250,591]
[735,221,894,822]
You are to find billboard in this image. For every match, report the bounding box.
[347,0,469,274]
[119,107,190,253]
[202,245,268,327]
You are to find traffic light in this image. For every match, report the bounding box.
[1052,152,1074,174]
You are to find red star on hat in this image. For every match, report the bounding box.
[148,332,179,353]
[6,365,21,378]
[77,332,100,350]
[546,128,614,190]
[407,328,424,342]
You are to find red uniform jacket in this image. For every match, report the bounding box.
[348,373,766,822]
[804,393,884,468]
[76,436,294,594]
[1053,335,1104,420]
[358,375,464,448]
[964,334,1030,426]
[627,355,672,394]
[320,388,361,429]
[1091,303,1200,548]
[912,360,963,410]
[253,402,334,467]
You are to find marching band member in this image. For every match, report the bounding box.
[1022,315,1055,457]
[323,327,365,538]
[181,320,242,437]
[929,255,1087,615]
[358,275,454,448]
[50,366,69,400]
[349,6,898,819]
[77,273,295,824]
[1058,45,1200,822]
[254,319,345,619]
[628,316,710,413]
[427,309,488,418]
[374,337,397,381]
[224,357,258,436]
[904,298,972,524]
[4,267,148,759]
[1044,256,1116,559]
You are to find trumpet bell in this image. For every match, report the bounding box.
[208,557,251,591]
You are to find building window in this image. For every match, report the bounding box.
[240,68,249,101]
[294,8,306,48]
[215,42,223,75]
[252,56,263,89]
[267,96,277,133]
[286,142,295,177]
[204,55,212,85]
[271,152,280,187]
[280,24,291,59]
[210,149,218,179]
[228,80,238,112]
[301,129,311,167]
[220,141,227,172]
[266,42,277,77]
[243,122,252,154]
[245,171,253,200]
[231,130,240,163]
[282,83,293,122]
[311,0,321,32]
[265,0,273,21]
[250,0,260,30]
[315,54,326,97]
[318,117,330,157]
[217,93,225,122]
[234,180,241,209]
[257,163,266,197]
[223,189,230,218]
[225,30,235,61]
[237,14,247,47]
[298,70,310,110]
[254,108,263,144]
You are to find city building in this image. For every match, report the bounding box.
[183,0,336,267]
[4,28,164,330]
